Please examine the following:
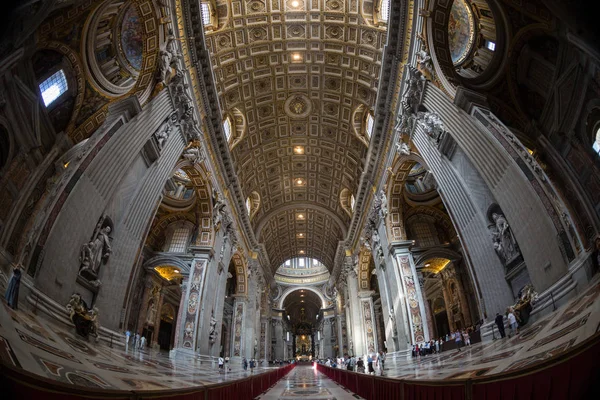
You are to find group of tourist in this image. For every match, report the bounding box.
[494,307,520,339]
[318,351,387,375]
[125,330,147,350]
[411,328,474,356]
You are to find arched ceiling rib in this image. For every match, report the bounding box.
[205,0,387,273]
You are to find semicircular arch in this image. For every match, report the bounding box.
[278,286,327,310]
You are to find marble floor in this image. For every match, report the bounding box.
[257,365,362,400]
[0,299,280,390]
[0,277,599,393]
[362,277,600,380]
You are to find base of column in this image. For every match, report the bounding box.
[386,348,411,363]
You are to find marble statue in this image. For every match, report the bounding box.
[212,191,227,229]
[209,310,218,344]
[490,213,520,264]
[182,145,203,164]
[155,123,172,149]
[416,48,433,74]
[378,189,388,219]
[79,219,112,282]
[389,307,398,337]
[417,111,445,142]
[66,293,100,340]
[396,140,411,156]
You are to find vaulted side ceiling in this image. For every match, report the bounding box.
[205,0,387,272]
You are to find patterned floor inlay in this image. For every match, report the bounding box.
[0,276,599,391]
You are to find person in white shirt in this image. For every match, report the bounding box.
[218,356,224,373]
[507,308,518,337]
[139,335,146,349]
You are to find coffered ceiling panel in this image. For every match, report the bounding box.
[206,0,387,272]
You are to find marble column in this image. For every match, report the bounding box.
[358,292,378,355]
[173,257,208,355]
[392,243,430,343]
[417,271,435,341]
[322,314,334,358]
[172,275,188,350]
[346,270,366,357]
[231,296,246,359]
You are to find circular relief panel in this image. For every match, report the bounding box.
[284,94,312,119]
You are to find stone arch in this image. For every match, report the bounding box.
[143,254,191,275]
[146,212,195,251]
[230,252,248,295]
[246,191,260,221]
[385,153,429,242]
[174,159,214,247]
[414,248,462,267]
[404,205,457,240]
[278,286,327,310]
[351,104,371,146]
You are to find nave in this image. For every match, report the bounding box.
[257,365,361,400]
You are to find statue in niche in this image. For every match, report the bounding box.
[416,48,433,74]
[146,300,156,325]
[209,310,218,344]
[212,190,227,230]
[389,307,398,337]
[79,215,113,283]
[155,122,172,149]
[489,212,520,264]
[378,189,388,220]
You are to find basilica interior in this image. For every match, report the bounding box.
[0,0,599,399]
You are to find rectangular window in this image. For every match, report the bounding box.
[486,40,496,51]
[169,227,189,252]
[223,118,232,141]
[594,141,600,155]
[201,3,211,27]
[39,70,68,107]
[366,113,374,138]
[299,258,305,267]
[381,0,390,22]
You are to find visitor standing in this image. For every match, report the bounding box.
[356,357,365,373]
[367,353,374,374]
[379,351,386,372]
[125,330,131,347]
[218,356,224,373]
[507,308,518,337]
[454,330,463,352]
[139,335,146,349]
[243,357,248,371]
[495,312,506,338]
[135,333,140,350]
[249,358,255,372]
[132,333,138,349]
[225,356,230,371]
[463,330,471,346]
[4,264,22,310]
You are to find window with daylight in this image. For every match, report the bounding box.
[594,126,600,156]
[486,40,496,51]
[201,2,211,27]
[169,227,189,252]
[350,194,356,211]
[39,69,68,107]
[246,196,251,215]
[380,0,390,22]
[223,117,232,141]
[366,113,374,139]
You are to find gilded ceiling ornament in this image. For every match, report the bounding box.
[284,94,312,119]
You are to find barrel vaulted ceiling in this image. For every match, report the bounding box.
[204,0,388,272]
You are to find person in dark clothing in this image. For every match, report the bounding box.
[495,312,506,338]
[4,264,22,310]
